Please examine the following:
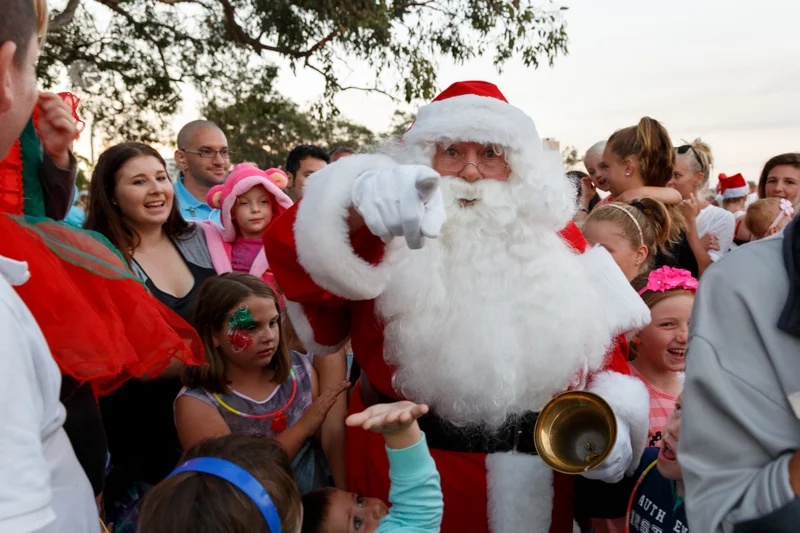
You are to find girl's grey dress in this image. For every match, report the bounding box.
[177,351,328,493]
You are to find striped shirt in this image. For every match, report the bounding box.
[628,364,682,448]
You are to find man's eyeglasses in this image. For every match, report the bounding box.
[434,147,509,178]
[180,148,233,160]
[676,144,703,169]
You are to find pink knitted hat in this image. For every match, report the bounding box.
[207,163,294,242]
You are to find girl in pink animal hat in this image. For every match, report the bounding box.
[198,163,293,294]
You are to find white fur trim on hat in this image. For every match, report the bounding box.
[578,245,651,336]
[721,185,750,200]
[294,153,397,301]
[486,453,553,533]
[587,371,650,476]
[284,300,349,355]
[400,93,575,230]
[403,94,540,150]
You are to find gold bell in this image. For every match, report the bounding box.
[533,390,617,474]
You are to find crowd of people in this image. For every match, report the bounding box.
[2,1,800,533]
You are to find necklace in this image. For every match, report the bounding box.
[214,369,296,433]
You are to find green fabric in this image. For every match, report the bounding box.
[20,118,45,217]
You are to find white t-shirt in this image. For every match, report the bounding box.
[0,256,99,533]
[695,205,736,262]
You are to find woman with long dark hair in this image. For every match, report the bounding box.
[85,142,216,530]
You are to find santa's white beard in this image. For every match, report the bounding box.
[377,176,614,428]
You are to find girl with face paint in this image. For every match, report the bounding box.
[175,273,349,494]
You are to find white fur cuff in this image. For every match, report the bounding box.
[588,371,650,476]
[580,245,651,336]
[486,453,553,533]
[294,154,398,301]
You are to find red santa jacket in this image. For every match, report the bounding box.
[264,198,649,533]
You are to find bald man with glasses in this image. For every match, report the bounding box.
[173,120,230,224]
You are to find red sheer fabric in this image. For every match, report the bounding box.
[0,215,204,395]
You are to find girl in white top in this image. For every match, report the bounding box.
[668,138,735,263]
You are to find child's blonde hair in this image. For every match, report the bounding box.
[585,198,672,271]
[745,198,795,239]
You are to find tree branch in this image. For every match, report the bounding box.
[49,0,82,32]
[303,29,341,57]
[303,60,399,102]
[92,0,206,46]
[216,0,339,59]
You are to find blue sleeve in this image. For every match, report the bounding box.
[375,434,443,533]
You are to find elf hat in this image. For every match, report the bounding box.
[718,173,749,200]
[207,163,293,242]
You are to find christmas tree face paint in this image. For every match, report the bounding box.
[227,306,256,353]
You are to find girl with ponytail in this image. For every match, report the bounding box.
[669,138,736,266]
[601,117,683,198]
[600,118,702,277]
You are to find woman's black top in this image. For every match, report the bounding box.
[654,230,699,278]
[100,245,215,501]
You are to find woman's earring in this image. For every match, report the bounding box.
[625,171,631,176]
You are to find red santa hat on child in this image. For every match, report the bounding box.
[717,173,749,200]
[207,163,293,242]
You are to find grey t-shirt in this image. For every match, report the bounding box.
[680,232,800,533]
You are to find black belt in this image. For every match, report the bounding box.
[362,377,539,455]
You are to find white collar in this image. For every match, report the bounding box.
[0,256,31,286]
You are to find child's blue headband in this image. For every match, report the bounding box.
[169,457,282,533]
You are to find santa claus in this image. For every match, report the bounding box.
[264,81,651,533]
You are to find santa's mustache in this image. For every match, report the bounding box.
[439,176,518,230]
[440,175,510,203]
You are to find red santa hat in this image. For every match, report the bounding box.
[401,81,542,160]
[718,173,749,200]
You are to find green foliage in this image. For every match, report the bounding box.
[203,89,377,170]
[42,0,569,144]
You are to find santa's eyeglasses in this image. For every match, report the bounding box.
[434,146,509,178]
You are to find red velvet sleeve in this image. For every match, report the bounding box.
[559,219,588,253]
[263,203,386,349]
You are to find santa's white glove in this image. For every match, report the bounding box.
[351,165,446,250]
[580,414,633,483]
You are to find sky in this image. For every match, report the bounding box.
[72,0,800,185]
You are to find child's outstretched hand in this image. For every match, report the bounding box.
[346,402,429,449]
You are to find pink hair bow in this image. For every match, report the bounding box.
[638,266,698,295]
[766,198,795,234]
[779,199,794,216]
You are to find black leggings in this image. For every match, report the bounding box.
[61,375,108,496]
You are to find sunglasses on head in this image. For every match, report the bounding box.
[676,144,703,168]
